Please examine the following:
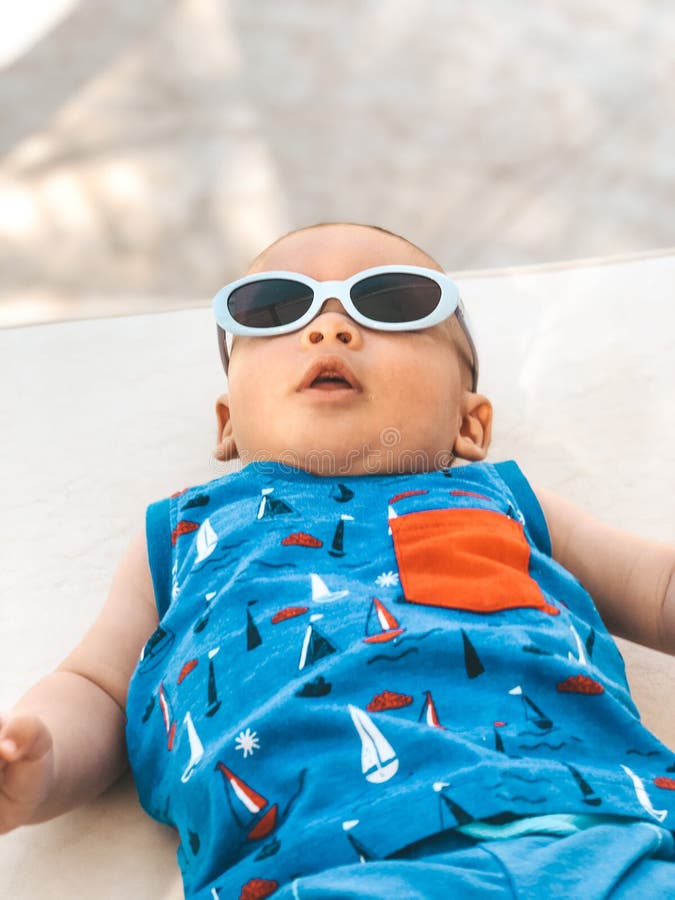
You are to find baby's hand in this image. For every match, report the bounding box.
[0,714,54,833]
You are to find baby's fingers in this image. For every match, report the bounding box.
[0,714,52,763]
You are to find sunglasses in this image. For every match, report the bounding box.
[213,265,478,389]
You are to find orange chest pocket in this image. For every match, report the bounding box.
[389,507,558,616]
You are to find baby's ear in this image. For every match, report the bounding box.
[214,394,239,461]
[453,393,493,461]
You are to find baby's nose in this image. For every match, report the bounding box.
[301,300,362,348]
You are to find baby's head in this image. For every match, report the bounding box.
[214,223,492,475]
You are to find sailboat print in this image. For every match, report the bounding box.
[461,629,485,679]
[139,624,175,671]
[159,683,177,750]
[348,704,399,783]
[567,764,601,806]
[621,765,668,822]
[194,590,216,634]
[418,691,444,728]
[342,820,374,862]
[181,712,205,782]
[310,573,349,604]
[215,762,279,839]
[330,483,354,503]
[257,488,294,520]
[363,597,404,643]
[509,685,553,730]
[298,614,337,670]
[247,603,262,651]
[195,518,218,563]
[568,624,588,666]
[206,647,222,717]
[434,781,473,827]
[328,514,354,558]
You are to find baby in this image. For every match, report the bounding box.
[1,223,675,899]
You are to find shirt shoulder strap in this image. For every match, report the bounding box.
[493,460,552,557]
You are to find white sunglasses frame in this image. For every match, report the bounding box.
[213,264,478,388]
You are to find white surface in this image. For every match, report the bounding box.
[4,1,675,326]
[1,254,674,897]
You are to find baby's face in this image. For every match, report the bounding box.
[218,224,490,475]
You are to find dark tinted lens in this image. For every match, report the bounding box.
[350,273,441,323]
[228,279,314,328]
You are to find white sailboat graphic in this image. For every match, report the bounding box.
[348,704,399,784]
[181,711,205,783]
[310,573,349,604]
[568,624,588,666]
[195,518,218,563]
[621,765,668,823]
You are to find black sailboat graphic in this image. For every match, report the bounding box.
[206,648,222,717]
[193,590,216,634]
[247,603,262,651]
[141,694,155,723]
[298,614,337,670]
[328,514,354,558]
[257,488,294,519]
[342,820,375,862]
[139,625,175,672]
[494,727,506,753]
[461,629,485,679]
[567,764,602,806]
[435,782,473,827]
[509,685,553,730]
[295,675,332,698]
[330,483,354,503]
[188,829,200,854]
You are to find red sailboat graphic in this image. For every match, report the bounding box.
[159,682,176,750]
[215,762,278,840]
[418,691,444,728]
[363,597,405,643]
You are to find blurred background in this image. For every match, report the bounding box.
[1,0,674,327]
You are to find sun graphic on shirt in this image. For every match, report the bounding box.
[235,728,260,758]
[375,571,400,588]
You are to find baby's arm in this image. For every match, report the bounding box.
[536,488,675,655]
[0,531,158,833]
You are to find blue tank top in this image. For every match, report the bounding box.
[125,461,675,899]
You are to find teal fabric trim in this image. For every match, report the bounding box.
[145,498,172,618]
[457,813,624,841]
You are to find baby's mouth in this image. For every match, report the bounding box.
[298,357,362,393]
[311,370,353,391]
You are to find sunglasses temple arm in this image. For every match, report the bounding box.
[455,304,479,392]
[218,326,230,373]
